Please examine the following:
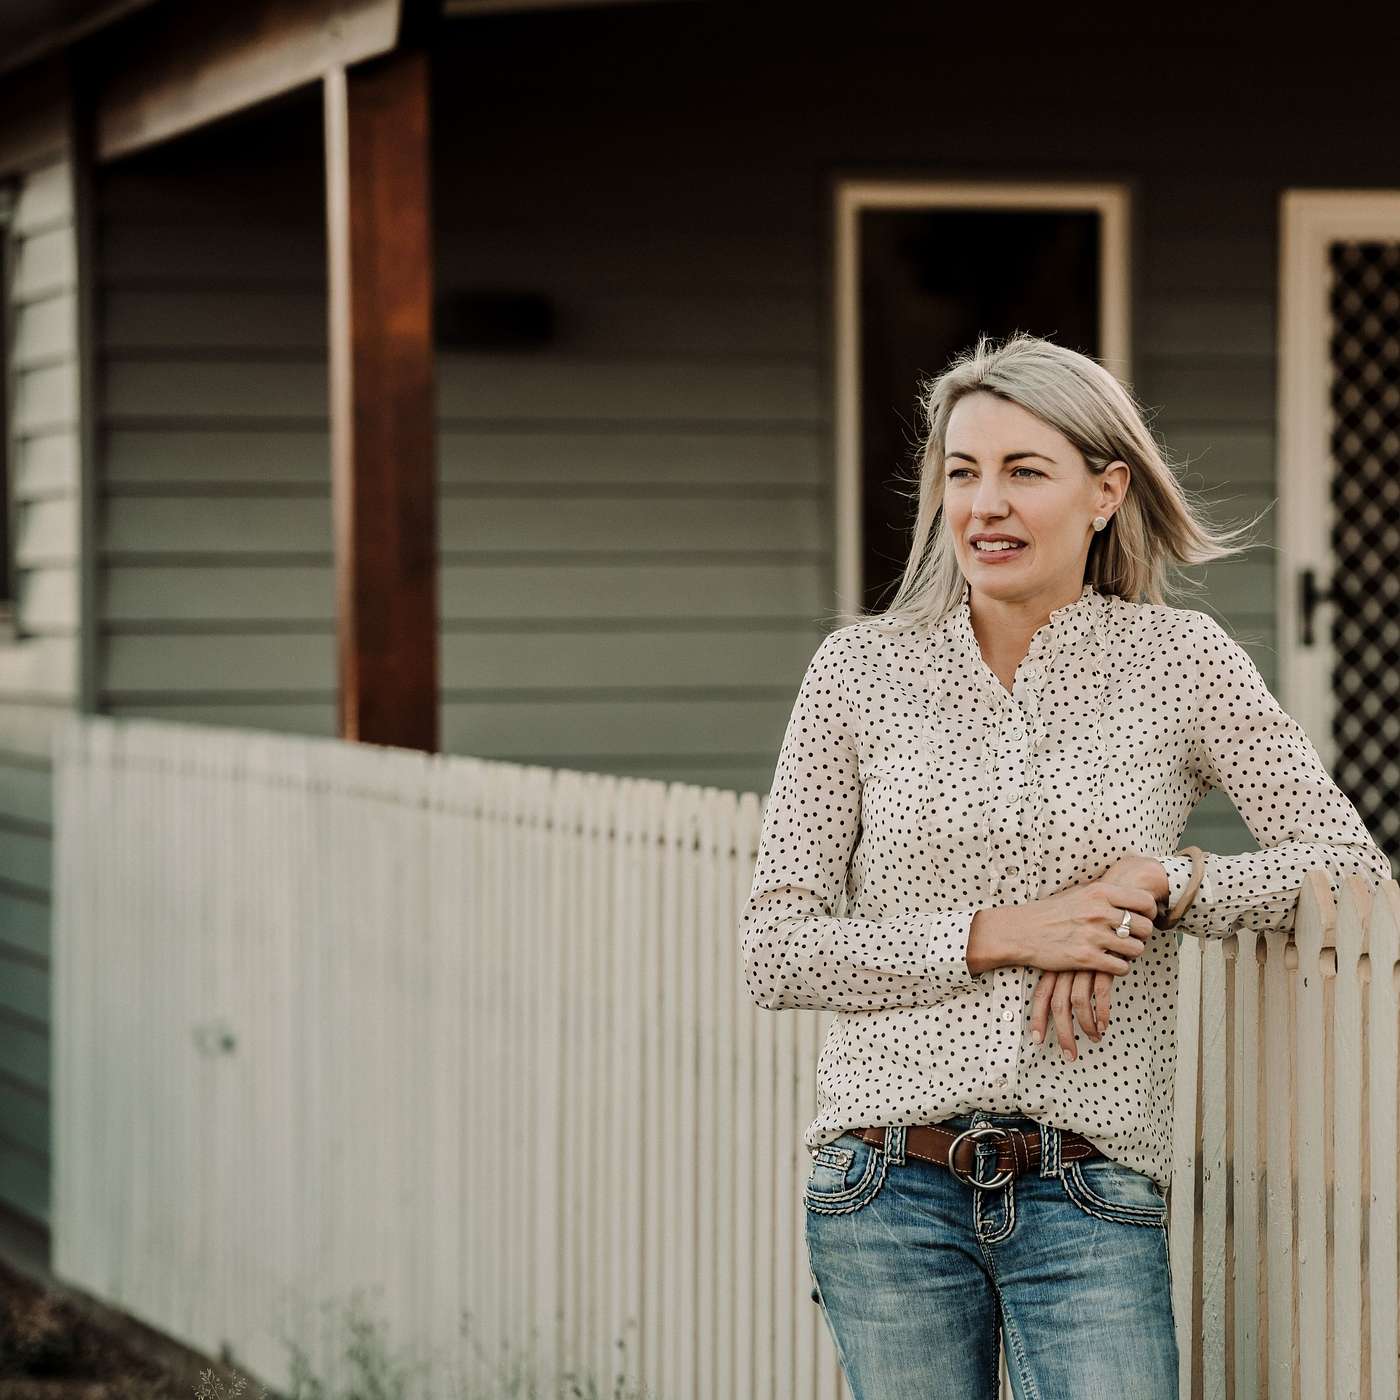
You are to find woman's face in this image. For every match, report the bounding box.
[941,390,1124,606]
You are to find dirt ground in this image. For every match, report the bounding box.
[0,1254,219,1400]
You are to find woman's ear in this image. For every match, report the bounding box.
[1099,459,1131,513]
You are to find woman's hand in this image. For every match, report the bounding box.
[1027,853,1172,1060]
[1102,851,1172,914]
[1022,879,1158,975]
[1030,968,1113,1060]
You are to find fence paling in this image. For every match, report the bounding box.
[1366,892,1399,1400]
[1296,879,1329,1399]
[50,714,1398,1400]
[1235,928,1263,1400]
[1335,881,1366,1399]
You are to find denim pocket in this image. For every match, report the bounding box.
[804,1131,889,1215]
[1059,1155,1167,1227]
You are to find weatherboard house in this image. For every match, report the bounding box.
[0,0,1395,1320]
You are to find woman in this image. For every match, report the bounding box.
[739,332,1391,1400]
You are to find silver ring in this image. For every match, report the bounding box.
[947,1124,1014,1190]
[1114,909,1134,938]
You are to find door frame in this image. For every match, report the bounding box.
[830,178,1134,623]
[1278,188,1400,767]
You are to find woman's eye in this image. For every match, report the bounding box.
[947,467,1042,480]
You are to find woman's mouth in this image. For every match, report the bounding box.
[972,540,1028,562]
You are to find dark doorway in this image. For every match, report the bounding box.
[858,205,1102,614]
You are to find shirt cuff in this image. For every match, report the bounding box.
[1159,856,1196,921]
[926,906,983,994]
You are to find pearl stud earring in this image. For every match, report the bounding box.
[1092,515,1108,531]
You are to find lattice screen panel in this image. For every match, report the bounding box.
[1328,239,1400,865]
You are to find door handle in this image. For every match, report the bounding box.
[1298,567,1339,647]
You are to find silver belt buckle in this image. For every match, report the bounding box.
[947,1123,1014,1189]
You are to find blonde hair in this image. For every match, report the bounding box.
[866,331,1268,635]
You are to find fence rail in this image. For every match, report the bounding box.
[51,714,1400,1399]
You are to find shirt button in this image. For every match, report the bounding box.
[1005,864,1019,876]
[1002,1008,1015,1023]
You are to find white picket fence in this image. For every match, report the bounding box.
[50,714,1400,1400]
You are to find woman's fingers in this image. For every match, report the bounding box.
[1070,971,1098,1042]
[1093,970,1114,1032]
[1050,973,1076,1060]
[1032,968,1118,1058]
[1030,969,1057,1043]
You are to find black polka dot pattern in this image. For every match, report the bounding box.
[739,579,1391,1190]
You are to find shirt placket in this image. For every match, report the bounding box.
[985,675,1037,1102]
[957,584,1095,1107]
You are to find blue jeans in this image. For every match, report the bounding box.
[804,1110,1178,1399]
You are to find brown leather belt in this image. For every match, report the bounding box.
[854,1121,1102,1190]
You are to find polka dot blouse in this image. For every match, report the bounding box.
[739,578,1391,1191]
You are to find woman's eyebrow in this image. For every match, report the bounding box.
[945,450,1056,464]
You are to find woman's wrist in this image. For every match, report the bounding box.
[966,905,1027,975]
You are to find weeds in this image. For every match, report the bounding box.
[196,1365,269,1400]
[264,1290,661,1400]
[1,1255,661,1400]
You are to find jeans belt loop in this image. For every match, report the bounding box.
[884,1124,907,1166]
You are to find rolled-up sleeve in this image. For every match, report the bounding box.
[740,629,986,1012]
[1161,617,1392,940]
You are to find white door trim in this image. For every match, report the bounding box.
[1278,189,1400,766]
[831,179,1133,624]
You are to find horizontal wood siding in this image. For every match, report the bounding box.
[97,88,336,751]
[97,8,1399,804]
[95,75,833,793]
[425,5,1311,803]
[0,138,85,1226]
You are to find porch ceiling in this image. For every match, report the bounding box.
[0,0,158,76]
[442,0,681,14]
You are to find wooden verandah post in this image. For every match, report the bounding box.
[323,42,438,751]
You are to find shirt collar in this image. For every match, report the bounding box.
[950,578,1106,671]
